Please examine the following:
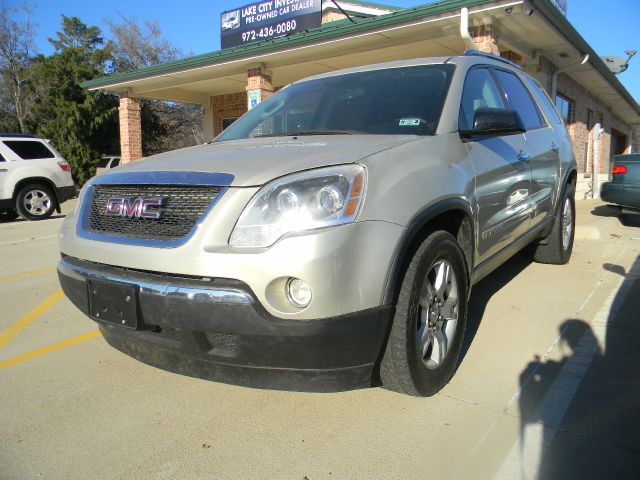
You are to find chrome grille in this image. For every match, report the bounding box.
[86,184,222,241]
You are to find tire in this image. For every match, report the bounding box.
[0,209,19,222]
[380,231,469,396]
[532,183,575,265]
[15,184,57,221]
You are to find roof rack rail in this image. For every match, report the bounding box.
[0,132,36,138]
[463,49,522,70]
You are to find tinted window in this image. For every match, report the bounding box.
[0,152,5,162]
[523,76,563,125]
[459,67,506,131]
[218,65,455,140]
[111,158,120,167]
[3,140,55,159]
[493,70,544,130]
[97,157,111,168]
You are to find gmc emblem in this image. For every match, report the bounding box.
[105,197,164,219]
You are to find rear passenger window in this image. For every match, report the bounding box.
[3,140,55,160]
[523,76,563,125]
[111,158,120,167]
[493,70,544,130]
[459,68,506,131]
[0,152,5,162]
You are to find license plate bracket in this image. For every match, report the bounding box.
[88,278,139,329]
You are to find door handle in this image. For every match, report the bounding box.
[517,152,530,162]
[550,143,560,153]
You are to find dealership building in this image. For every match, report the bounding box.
[82,0,640,197]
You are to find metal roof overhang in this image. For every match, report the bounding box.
[82,0,640,125]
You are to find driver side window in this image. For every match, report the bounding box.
[459,68,506,131]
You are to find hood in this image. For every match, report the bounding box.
[104,135,419,187]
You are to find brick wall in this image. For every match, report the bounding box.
[118,95,142,164]
[211,93,246,137]
[470,24,500,55]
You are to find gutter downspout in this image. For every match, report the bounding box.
[460,7,477,50]
[592,122,602,199]
[551,54,589,100]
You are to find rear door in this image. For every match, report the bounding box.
[493,69,559,229]
[460,66,532,264]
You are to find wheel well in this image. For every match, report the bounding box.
[385,207,474,305]
[13,177,59,205]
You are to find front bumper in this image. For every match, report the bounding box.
[58,256,392,392]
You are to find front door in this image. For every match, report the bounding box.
[459,67,532,264]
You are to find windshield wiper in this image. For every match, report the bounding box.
[294,130,355,136]
[254,130,357,138]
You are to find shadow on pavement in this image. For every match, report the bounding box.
[461,250,533,365]
[0,213,66,224]
[516,254,640,479]
[591,204,640,228]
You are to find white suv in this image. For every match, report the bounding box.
[0,133,76,221]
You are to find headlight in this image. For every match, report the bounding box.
[229,164,366,248]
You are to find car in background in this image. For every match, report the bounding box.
[601,154,640,210]
[0,133,75,221]
[96,156,121,175]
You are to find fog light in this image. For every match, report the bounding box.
[286,278,312,308]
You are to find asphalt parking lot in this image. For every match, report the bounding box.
[1,199,640,480]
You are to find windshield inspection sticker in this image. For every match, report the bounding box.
[399,118,423,126]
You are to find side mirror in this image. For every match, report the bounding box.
[460,108,526,138]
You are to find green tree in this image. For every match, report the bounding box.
[28,16,118,185]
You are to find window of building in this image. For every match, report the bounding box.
[555,94,573,124]
[493,69,545,130]
[587,109,595,130]
[222,118,239,130]
[3,140,56,160]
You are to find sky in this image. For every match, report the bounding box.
[6,0,640,102]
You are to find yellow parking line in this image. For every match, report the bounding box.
[0,289,64,349]
[0,330,101,369]
[0,267,56,283]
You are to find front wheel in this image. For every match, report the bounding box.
[15,184,57,221]
[380,231,469,396]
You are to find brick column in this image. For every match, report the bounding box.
[246,66,274,110]
[202,100,215,142]
[470,24,500,55]
[119,95,142,164]
[500,50,523,65]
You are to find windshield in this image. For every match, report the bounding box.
[217,64,455,141]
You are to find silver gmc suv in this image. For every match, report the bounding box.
[58,51,576,396]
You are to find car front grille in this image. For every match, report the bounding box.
[85,184,223,243]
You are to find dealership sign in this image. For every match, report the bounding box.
[220,0,322,49]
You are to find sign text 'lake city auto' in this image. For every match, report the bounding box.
[220,0,322,49]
